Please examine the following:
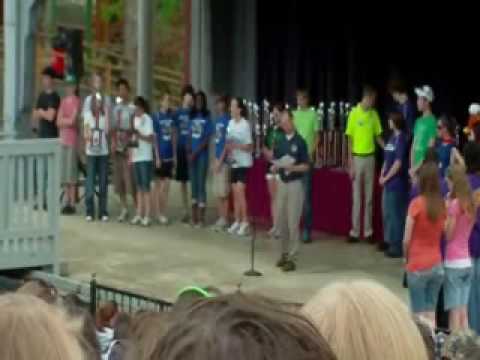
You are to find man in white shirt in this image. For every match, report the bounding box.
[130,97,155,227]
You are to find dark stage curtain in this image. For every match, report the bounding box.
[257,2,480,125]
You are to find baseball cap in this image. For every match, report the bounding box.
[469,103,480,115]
[415,85,435,103]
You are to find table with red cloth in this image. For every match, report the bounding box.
[245,158,383,241]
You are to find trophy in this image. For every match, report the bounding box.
[253,103,262,158]
[316,101,325,167]
[327,102,336,167]
[341,102,351,170]
[262,100,270,150]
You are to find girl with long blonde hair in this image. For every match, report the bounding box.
[444,165,476,330]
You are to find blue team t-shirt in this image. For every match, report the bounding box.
[153,110,175,161]
[190,112,213,159]
[383,132,409,192]
[436,139,455,178]
[214,114,230,160]
[175,107,191,148]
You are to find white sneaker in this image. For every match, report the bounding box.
[142,217,151,227]
[227,221,240,234]
[86,216,93,222]
[268,226,280,238]
[237,222,250,236]
[101,215,109,222]
[131,215,142,225]
[117,208,128,223]
[213,217,227,231]
[158,215,169,225]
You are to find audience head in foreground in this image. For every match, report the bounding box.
[154,293,337,360]
[303,280,429,360]
[0,293,83,360]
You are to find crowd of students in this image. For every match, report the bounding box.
[347,82,480,334]
[3,277,480,360]
[32,66,480,330]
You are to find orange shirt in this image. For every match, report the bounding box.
[406,196,446,272]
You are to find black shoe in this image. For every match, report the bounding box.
[69,206,77,215]
[386,251,403,259]
[365,235,375,244]
[282,260,296,272]
[276,254,289,268]
[302,230,312,244]
[61,206,70,215]
[377,242,388,252]
[348,236,360,243]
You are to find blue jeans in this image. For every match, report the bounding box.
[469,258,480,334]
[302,166,313,237]
[85,155,109,218]
[382,188,408,255]
[190,154,208,207]
[407,264,445,313]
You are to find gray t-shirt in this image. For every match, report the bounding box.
[113,102,135,130]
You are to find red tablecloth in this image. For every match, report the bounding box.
[246,159,383,241]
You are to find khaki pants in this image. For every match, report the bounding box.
[275,179,305,260]
[351,155,375,238]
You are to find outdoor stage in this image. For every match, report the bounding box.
[61,183,405,304]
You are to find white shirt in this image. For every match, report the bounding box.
[132,113,154,163]
[227,117,253,168]
[84,111,109,156]
[82,94,113,120]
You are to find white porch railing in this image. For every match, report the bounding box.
[0,139,61,273]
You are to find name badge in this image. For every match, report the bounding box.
[291,144,298,153]
[91,128,103,153]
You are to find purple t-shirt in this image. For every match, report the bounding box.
[468,174,480,258]
[383,132,409,192]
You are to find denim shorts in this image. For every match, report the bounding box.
[444,267,473,310]
[134,161,153,192]
[407,264,444,313]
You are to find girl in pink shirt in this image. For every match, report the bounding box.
[57,75,80,214]
[445,165,476,330]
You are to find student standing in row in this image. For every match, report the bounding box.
[435,115,464,177]
[111,79,136,222]
[444,165,476,330]
[32,67,61,209]
[379,112,409,258]
[212,95,231,231]
[175,86,195,224]
[263,103,284,238]
[293,90,319,243]
[153,93,176,226]
[57,74,80,215]
[404,162,446,326]
[389,80,416,139]
[84,93,110,222]
[130,97,154,227]
[227,98,253,236]
[273,110,310,272]
[410,85,437,175]
[345,85,384,243]
[188,91,213,227]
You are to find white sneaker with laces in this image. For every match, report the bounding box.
[86,216,93,222]
[158,215,169,225]
[237,222,250,236]
[227,221,240,234]
[131,215,142,225]
[117,208,128,223]
[213,217,227,231]
[101,215,109,222]
[142,217,151,227]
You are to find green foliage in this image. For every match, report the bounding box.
[100,0,123,23]
[100,0,182,26]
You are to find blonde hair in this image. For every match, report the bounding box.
[0,294,84,360]
[448,164,476,218]
[302,280,429,360]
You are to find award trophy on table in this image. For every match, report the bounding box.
[340,102,350,170]
[327,102,336,167]
[316,101,325,167]
[253,103,262,158]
